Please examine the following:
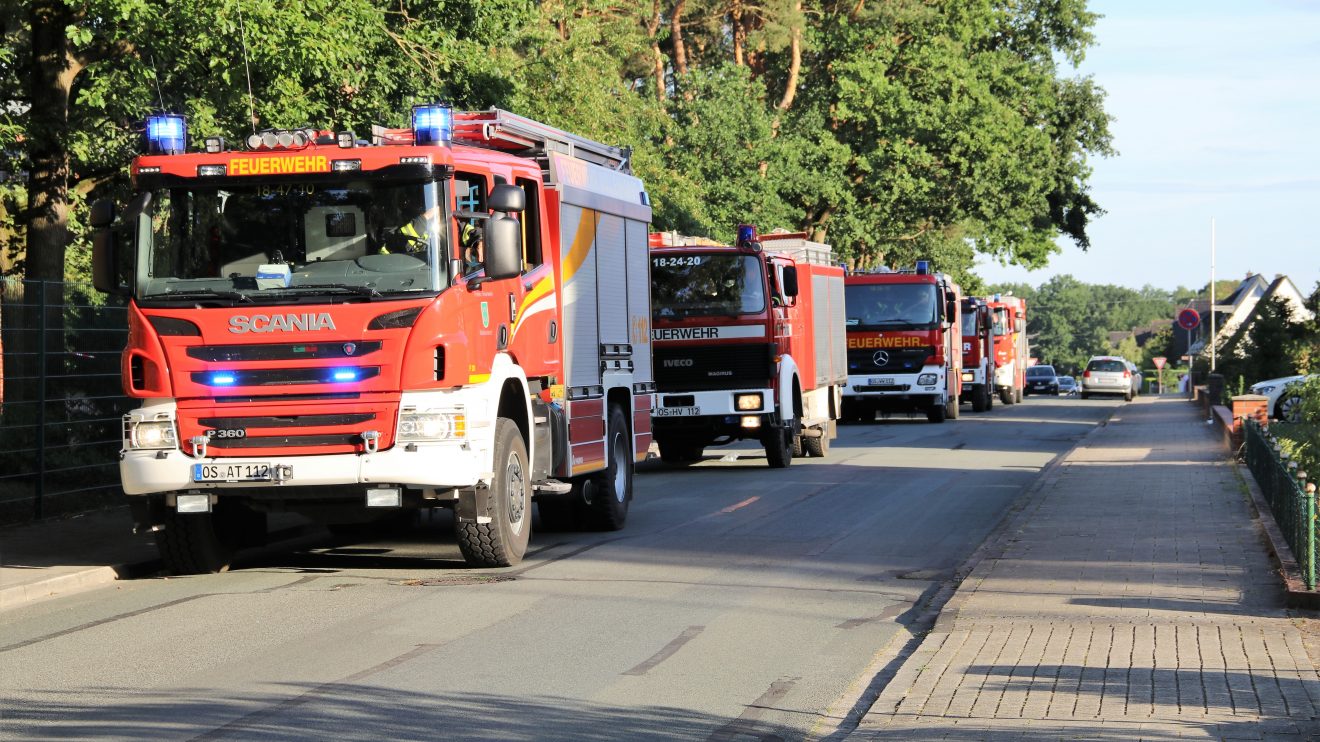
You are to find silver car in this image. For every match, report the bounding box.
[1081,356,1134,401]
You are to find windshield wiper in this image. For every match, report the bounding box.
[277,284,382,298]
[151,289,252,303]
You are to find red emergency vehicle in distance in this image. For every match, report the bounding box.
[649,227,846,467]
[842,262,963,423]
[960,296,996,412]
[91,107,654,573]
[987,295,1028,404]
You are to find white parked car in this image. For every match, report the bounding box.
[1249,375,1314,422]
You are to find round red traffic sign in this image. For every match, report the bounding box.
[1177,308,1201,330]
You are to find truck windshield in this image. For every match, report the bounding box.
[651,253,766,318]
[961,310,979,337]
[992,307,1009,337]
[135,180,447,302]
[845,283,938,329]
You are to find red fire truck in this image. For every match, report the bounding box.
[90,107,654,572]
[841,262,963,423]
[988,295,1028,404]
[649,228,846,467]
[959,296,996,412]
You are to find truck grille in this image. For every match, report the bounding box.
[847,347,933,374]
[654,343,773,392]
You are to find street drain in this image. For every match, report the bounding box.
[396,575,516,587]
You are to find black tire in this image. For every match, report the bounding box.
[1014,387,1022,404]
[803,426,830,457]
[585,405,632,530]
[1279,395,1303,423]
[986,384,993,410]
[1124,391,1133,402]
[927,401,947,423]
[764,422,793,468]
[455,417,531,567]
[1000,387,1013,405]
[972,385,989,413]
[155,500,263,575]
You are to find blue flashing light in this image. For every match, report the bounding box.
[736,224,757,246]
[412,104,453,145]
[331,369,359,382]
[145,114,187,155]
[210,372,237,386]
[915,260,931,275]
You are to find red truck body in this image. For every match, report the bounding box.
[93,108,653,571]
[987,295,1028,404]
[842,265,963,423]
[959,296,996,412]
[648,230,846,466]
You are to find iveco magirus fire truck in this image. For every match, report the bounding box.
[959,296,995,412]
[987,294,1028,404]
[841,261,963,423]
[91,107,654,572]
[649,228,846,467]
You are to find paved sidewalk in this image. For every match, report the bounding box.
[852,396,1320,740]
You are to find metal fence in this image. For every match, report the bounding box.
[1243,417,1318,589]
[0,278,133,524]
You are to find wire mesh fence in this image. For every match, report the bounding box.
[1,278,133,525]
[1243,417,1317,590]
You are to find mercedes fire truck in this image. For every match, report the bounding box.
[92,107,654,572]
[841,262,963,423]
[649,228,846,467]
[988,295,1028,404]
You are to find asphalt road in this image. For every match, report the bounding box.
[0,395,1119,741]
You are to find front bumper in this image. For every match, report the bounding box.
[652,388,773,438]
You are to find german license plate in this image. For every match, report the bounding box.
[653,406,700,417]
[192,462,274,483]
[868,377,895,386]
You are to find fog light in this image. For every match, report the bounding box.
[176,494,211,513]
[366,487,402,508]
[740,415,761,429]
[917,373,938,386]
[735,393,763,411]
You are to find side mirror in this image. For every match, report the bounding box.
[1016,318,1026,332]
[781,266,799,298]
[945,298,957,323]
[92,230,126,294]
[488,184,525,213]
[482,214,523,280]
[89,198,115,229]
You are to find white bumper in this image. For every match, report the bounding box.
[653,387,772,418]
[962,364,988,386]
[843,367,944,399]
[994,362,1016,389]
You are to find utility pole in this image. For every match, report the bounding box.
[1210,218,1217,373]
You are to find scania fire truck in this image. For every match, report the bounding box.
[649,228,846,467]
[960,296,995,412]
[988,295,1028,404]
[91,107,654,572]
[841,262,962,423]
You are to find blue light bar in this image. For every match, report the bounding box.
[331,369,359,382]
[915,260,930,275]
[145,114,187,155]
[736,224,757,246]
[210,372,237,386]
[412,104,453,145]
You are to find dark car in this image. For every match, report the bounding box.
[1024,364,1060,396]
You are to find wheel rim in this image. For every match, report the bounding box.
[506,450,526,534]
[611,432,627,503]
[1282,396,1301,422]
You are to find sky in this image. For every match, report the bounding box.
[976,0,1320,295]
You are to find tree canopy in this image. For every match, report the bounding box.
[1,0,1113,287]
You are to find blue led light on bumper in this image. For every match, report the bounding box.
[210,372,237,386]
[411,104,453,145]
[145,114,188,155]
[331,369,359,382]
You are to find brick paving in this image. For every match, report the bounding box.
[852,396,1320,740]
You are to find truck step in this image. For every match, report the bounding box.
[533,480,574,495]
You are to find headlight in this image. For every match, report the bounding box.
[735,393,763,411]
[129,420,177,450]
[917,373,938,385]
[1255,385,1275,394]
[961,372,974,382]
[398,409,466,441]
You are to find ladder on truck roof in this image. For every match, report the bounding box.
[452,108,632,173]
[760,232,836,267]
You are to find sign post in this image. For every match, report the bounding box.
[1153,356,1167,394]
[1176,309,1201,398]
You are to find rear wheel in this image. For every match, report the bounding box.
[803,425,831,457]
[455,417,531,566]
[1000,387,1013,405]
[1124,391,1133,402]
[1279,394,1303,422]
[585,405,631,530]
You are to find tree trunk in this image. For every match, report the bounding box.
[732,0,745,66]
[26,0,79,287]
[671,0,688,76]
[776,2,803,112]
[648,0,666,101]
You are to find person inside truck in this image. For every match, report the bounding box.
[459,218,484,274]
[380,191,439,256]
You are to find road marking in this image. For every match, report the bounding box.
[707,676,798,741]
[0,594,213,654]
[720,496,760,514]
[622,625,705,676]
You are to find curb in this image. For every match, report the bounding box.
[1235,460,1320,609]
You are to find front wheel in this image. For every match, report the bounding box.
[927,401,947,423]
[155,500,264,575]
[1279,394,1303,423]
[657,436,702,467]
[455,417,531,566]
[1000,387,1013,405]
[972,385,989,413]
[764,423,793,468]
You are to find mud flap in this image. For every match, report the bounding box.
[456,486,494,525]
